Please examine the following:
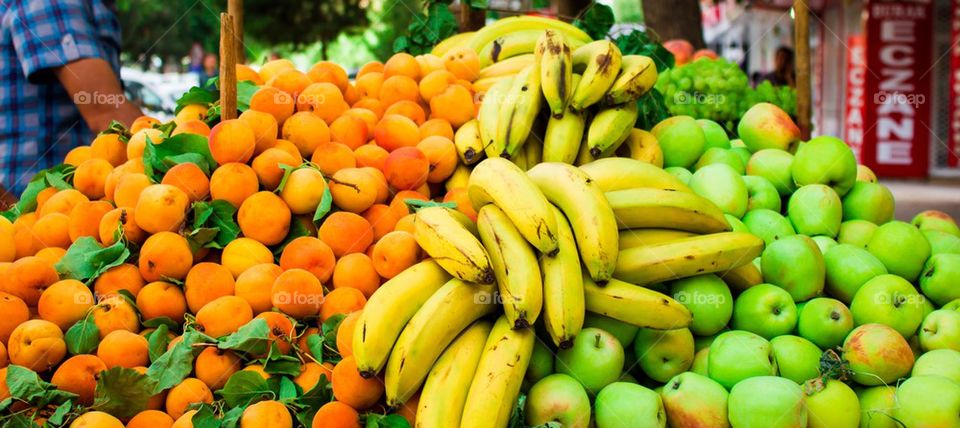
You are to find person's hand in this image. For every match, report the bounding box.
[55,58,143,132]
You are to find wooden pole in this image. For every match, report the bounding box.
[219,13,238,120]
[794,0,812,139]
[228,0,245,63]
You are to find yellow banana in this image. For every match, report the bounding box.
[477,30,541,68]
[478,77,514,158]
[616,128,663,167]
[723,262,764,293]
[413,206,494,284]
[537,29,573,118]
[496,64,542,158]
[432,31,476,57]
[467,157,559,254]
[604,55,658,105]
[460,315,536,428]
[445,163,472,192]
[542,74,585,164]
[466,15,592,53]
[619,228,698,249]
[384,278,498,406]
[541,205,584,348]
[523,132,542,167]
[477,204,543,329]
[477,54,535,80]
[606,188,731,233]
[454,119,485,165]
[578,157,692,193]
[583,274,692,329]
[570,40,622,111]
[472,75,511,93]
[353,260,452,375]
[586,101,639,158]
[527,162,619,282]
[416,320,493,428]
[614,232,765,286]
[511,142,529,171]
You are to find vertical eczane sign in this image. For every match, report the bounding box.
[845,35,867,161]
[861,0,934,177]
[949,0,960,167]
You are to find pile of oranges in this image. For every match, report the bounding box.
[0,47,483,428]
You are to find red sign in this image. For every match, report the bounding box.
[861,0,934,177]
[949,0,960,166]
[845,35,867,161]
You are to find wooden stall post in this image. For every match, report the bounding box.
[219,12,238,120]
[794,0,812,139]
[228,0,245,63]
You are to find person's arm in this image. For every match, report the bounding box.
[54,58,142,133]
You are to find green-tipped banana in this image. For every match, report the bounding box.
[477,54,535,80]
[586,101,639,157]
[537,29,573,118]
[460,315,536,428]
[477,205,543,329]
[579,157,692,192]
[353,260,452,375]
[496,64,542,158]
[619,228,698,249]
[583,274,692,329]
[416,320,493,428]
[454,119,485,165]
[541,205,584,348]
[606,188,731,233]
[604,55,658,105]
[477,30,541,67]
[413,206,494,284]
[478,77,514,158]
[527,162,619,282]
[384,278,498,407]
[542,74,585,164]
[570,40,622,111]
[467,157,559,254]
[614,232,765,286]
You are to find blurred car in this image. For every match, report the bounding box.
[120,67,198,122]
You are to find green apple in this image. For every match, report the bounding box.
[849,274,925,337]
[698,119,731,150]
[583,313,639,349]
[661,372,730,427]
[556,328,624,395]
[742,175,781,212]
[525,373,591,427]
[912,348,960,383]
[725,214,749,233]
[770,335,821,384]
[823,244,887,304]
[665,166,693,185]
[737,102,802,153]
[617,371,638,384]
[691,348,710,376]
[919,309,960,352]
[746,149,796,196]
[694,148,745,174]
[634,328,695,383]
[791,136,858,196]
[842,323,915,386]
[920,253,960,306]
[730,147,752,168]
[912,210,960,237]
[857,386,898,428]
[893,375,960,427]
[945,299,960,311]
[670,274,733,336]
[695,334,716,352]
[689,164,749,218]
[803,378,860,428]
[742,209,795,246]
[708,330,776,389]
[732,284,798,339]
[857,164,878,183]
[728,376,806,427]
[837,220,878,248]
[922,295,936,319]
[811,236,838,254]
[525,339,555,388]
[787,184,843,237]
[731,138,746,148]
[594,382,666,428]
[797,297,854,349]
[866,220,932,282]
[923,229,960,255]
[841,182,895,224]
[653,115,707,169]
[761,235,825,302]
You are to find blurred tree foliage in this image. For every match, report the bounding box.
[115,0,223,64]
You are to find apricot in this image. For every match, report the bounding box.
[112,172,152,208]
[230,263,281,315]
[251,148,300,190]
[97,330,149,368]
[243,364,272,379]
[240,400,293,428]
[7,256,59,305]
[68,200,112,243]
[379,75,420,107]
[358,61,384,77]
[271,268,325,319]
[371,230,420,279]
[310,142,356,177]
[90,133,127,166]
[273,139,303,159]
[279,237,336,283]
[319,288,366,322]
[184,262,236,314]
[99,207,145,245]
[294,362,333,392]
[239,109,279,156]
[384,53,421,80]
[34,247,66,266]
[0,292,29,343]
[318,212,374,258]
[127,128,164,160]
[355,72,384,100]
[64,145,93,166]
[278,167,326,215]
[312,401,361,428]
[308,61,349,91]
[73,158,113,199]
[92,294,140,338]
[194,347,241,390]
[336,311,361,357]
[238,191,291,246]
[134,184,189,234]
[93,263,145,296]
[209,162,260,208]
[443,187,478,221]
[384,100,427,125]
[127,410,175,428]
[38,189,88,218]
[139,231,194,282]
[70,411,124,428]
[172,119,211,137]
[8,319,66,372]
[175,104,209,125]
[221,237,274,277]
[331,355,384,409]
[384,147,429,191]
[352,98,384,117]
[171,410,199,428]
[329,168,379,214]
[237,63,264,85]
[209,119,256,165]
[297,82,347,124]
[196,296,253,338]
[162,163,210,202]
[137,281,187,322]
[343,108,379,135]
[418,69,457,102]
[419,118,455,140]
[37,279,94,330]
[354,144,389,170]
[258,59,296,83]
[429,83,474,127]
[282,111,331,157]
[268,68,312,98]
[373,114,419,152]
[249,86,295,125]
[417,136,458,183]
[32,212,72,249]
[332,253,381,298]
[255,311,295,355]
[343,83,361,109]
[165,377,214,420]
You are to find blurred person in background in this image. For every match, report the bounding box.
[0,0,142,206]
[188,41,204,73]
[199,52,218,87]
[767,46,795,87]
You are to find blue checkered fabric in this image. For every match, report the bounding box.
[0,0,121,196]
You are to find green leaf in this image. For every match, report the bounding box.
[394,3,458,55]
[5,164,76,217]
[294,375,333,425]
[176,86,217,114]
[305,334,325,364]
[0,414,38,428]
[54,236,130,283]
[64,315,100,355]
[635,88,671,131]
[278,377,298,402]
[5,365,78,407]
[46,400,73,425]
[312,182,334,223]
[142,133,215,183]
[187,200,240,250]
[218,371,274,408]
[263,353,302,377]
[147,330,207,393]
[189,405,221,428]
[147,323,171,363]
[573,3,615,41]
[92,367,159,418]
[143,316,180,331]
[218,318,271,355]
[237,81,260,112]
[507,393,527,428]
[365,414,412,428]
[101,121,133,143]
[403,199,456,211]
[531,0,550,8]
[468,0,488,7]
[220,406,245,428]
[614,31,675,72]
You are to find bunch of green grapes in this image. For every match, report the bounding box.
[740,80,797,117]
[655,58,750,122]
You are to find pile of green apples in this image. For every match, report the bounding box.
[519,103,960,428]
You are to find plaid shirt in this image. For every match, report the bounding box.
[0,0,121,196]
